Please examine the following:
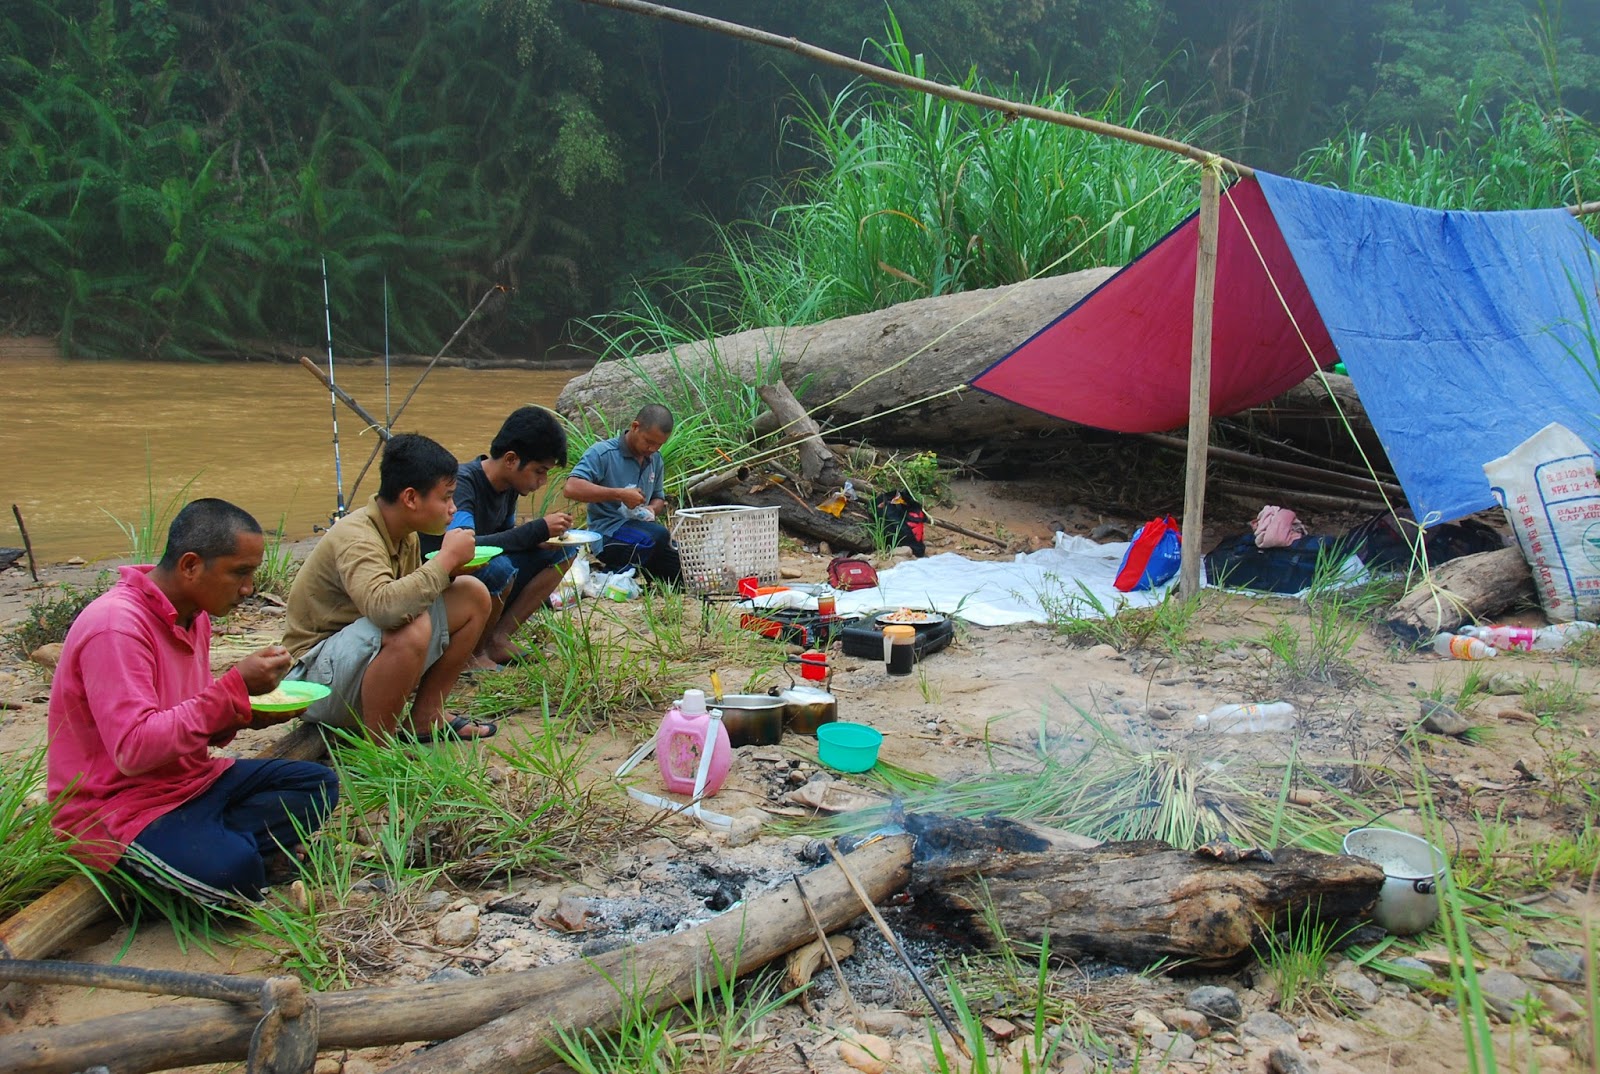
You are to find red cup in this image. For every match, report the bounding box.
[738,576,760,598]
[800,650,827,681]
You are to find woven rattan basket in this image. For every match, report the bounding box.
[672,505,781,595]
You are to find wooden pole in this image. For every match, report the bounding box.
[1178,165,1222,599]
[1142,433,1406,500]
[11,504,39,582]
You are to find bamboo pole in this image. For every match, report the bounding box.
[298,356,392,441]
[575,0,1249,176]
[1178,166,1222,599]
[1141,432,1407,500]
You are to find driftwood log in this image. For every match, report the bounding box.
[718,483,876,552]
[0,815,1389,1074]
[558,269,1118,449]
[1385,545,1536,643]
[0,723,331,963]
[904,816,1381,972]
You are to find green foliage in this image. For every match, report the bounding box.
[1035,575,1199,654]
[8,576,109,654]
[1253,903,1357,1015]
[0,746,99,918]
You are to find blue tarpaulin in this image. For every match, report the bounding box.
[1254,173,1600,522]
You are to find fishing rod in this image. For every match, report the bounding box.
[382,272,392,425]
[345,284,505,502]
[321,256,347,519]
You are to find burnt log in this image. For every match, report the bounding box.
[901,814,1383,972]
[1385,545,1536,643]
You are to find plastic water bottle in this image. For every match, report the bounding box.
[1194,702,1296,732]
[1531,621,1598,650]
[1431,633,1497,660]
[656,690,731,796]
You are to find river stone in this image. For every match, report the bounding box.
[423,966,475,983]
[434,904,481,947]
[1532,946,1587,982]
[1536,1044,1576,1071]
[1267,1043,1316,1073]
[1161,1007,1212,1038]
[1538,983,1587,1024]
[29,643,62,671]
[1478,969,1535,1021]
[1418,698,1470,736]
[1186,985,1242,1027]
[1390,956,1433,978]
[1331,969,1382,1006]
[1240,1011,1299,1042]
[1130,1008,1168,1038]
[1149,1031,1196,1061]
[726,812,764,847]
[421,890,451,913]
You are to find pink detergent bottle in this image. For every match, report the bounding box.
[657,689,731,797]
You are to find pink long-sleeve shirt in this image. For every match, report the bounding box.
[47,566,252,869]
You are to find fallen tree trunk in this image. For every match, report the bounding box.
[1385,545,1535,643]
[558,269,1118,448]
[0,836,913,1074]
[717,483,877,552]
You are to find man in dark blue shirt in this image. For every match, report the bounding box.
[565,403,681,584]
[422,407,575,666]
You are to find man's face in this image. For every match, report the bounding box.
[509,458,554,497]
[624,422,669,461]
[183,531,264,617]
[410,477,458,536]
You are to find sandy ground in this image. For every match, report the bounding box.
[1,478,1596,1074]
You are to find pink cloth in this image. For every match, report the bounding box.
[47,566,251,869]
[1252,505,1307,549]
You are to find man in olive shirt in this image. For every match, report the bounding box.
[282,434,495,741]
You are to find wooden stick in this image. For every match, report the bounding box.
[756,382,840,487]
[825,840,971,1059]
[0,958,267,1003]
[792,874,866,1030]
[1213,479,1387,514]
[298,356,391,440]
[1143,433,1405,500]
[345,286,503,501]
[11,504,39,582]
[927,514,1005,548]
[1179,165,1222,599]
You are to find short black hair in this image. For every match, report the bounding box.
[490,406,568,467]
[636,403,674,435]
[156,499,262,569]
[378,433,458,503]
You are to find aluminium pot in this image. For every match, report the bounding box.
[775,685,838,735]
[1342,827,1447,935]
[712,693,785,747]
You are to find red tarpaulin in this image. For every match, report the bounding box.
[969,176,1339,433]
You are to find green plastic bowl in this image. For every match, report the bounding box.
[816,722,883,773]
[425,544,502,569]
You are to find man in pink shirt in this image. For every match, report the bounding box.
[48,498,338,906]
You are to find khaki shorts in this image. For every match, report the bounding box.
[285,597,450,730]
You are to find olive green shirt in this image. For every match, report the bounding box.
[282,497,453,659]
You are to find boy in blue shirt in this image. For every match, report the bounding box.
[422,406,576,666]
[565,403,682,585]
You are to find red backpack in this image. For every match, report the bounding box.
[827,555,879,591]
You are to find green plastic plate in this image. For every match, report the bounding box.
[250,680,331,714]
[425,544,503,569]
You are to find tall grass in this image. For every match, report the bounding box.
[101,457,200,564]
[1298,90,1600,219]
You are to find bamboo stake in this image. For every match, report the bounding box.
[792,874,866,1031]
[298,356,392,441]
[1142,433,1406,500]
[11,504,39,582]
[1179,165,1222,599]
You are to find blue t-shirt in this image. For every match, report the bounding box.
[570,434,665,537]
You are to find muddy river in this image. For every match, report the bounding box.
[2,349,579,563]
